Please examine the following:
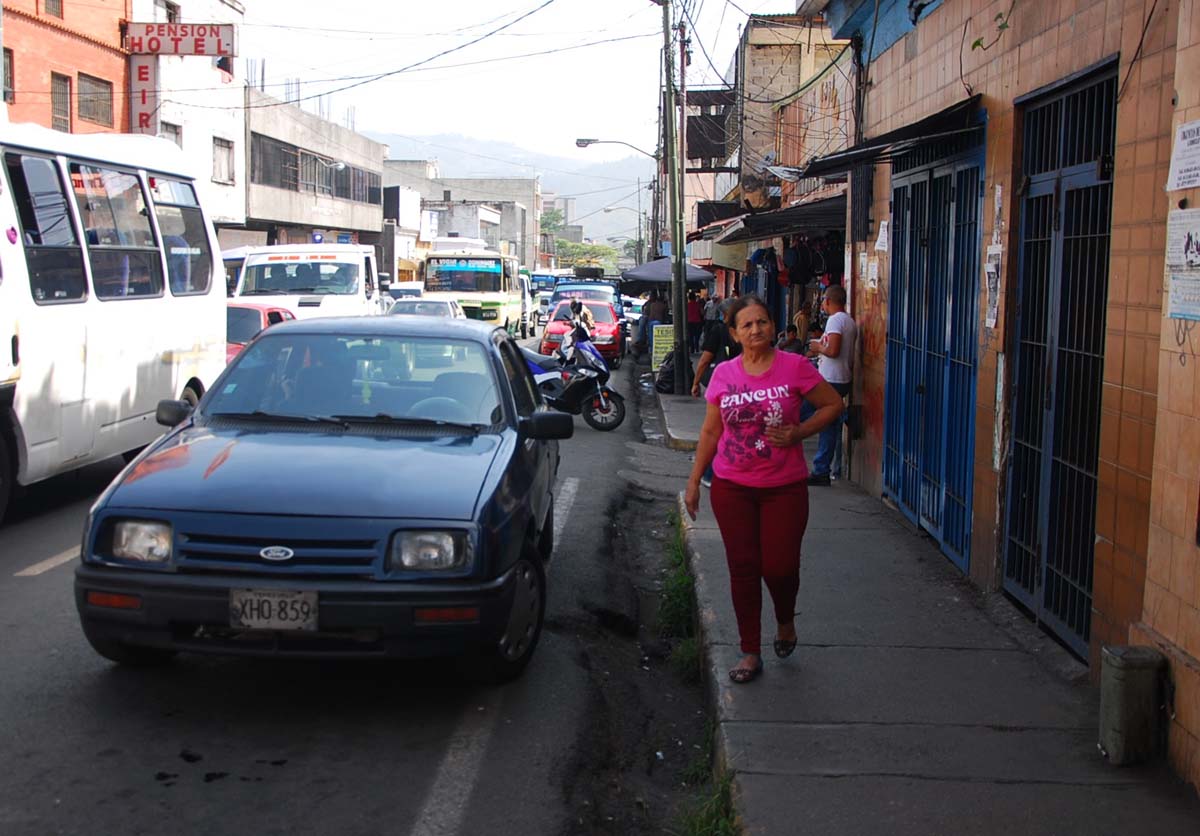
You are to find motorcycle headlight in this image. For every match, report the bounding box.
[111,520,173,563]
[388,531,471,571]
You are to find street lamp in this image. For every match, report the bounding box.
[575,138,658,159]
[317,158,346,172]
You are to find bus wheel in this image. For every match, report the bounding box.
[0,437,11,523]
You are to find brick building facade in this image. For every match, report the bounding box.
[798,0,1197,793]
[3,0,129,133]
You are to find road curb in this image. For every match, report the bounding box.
[675,490,747,831]
[657,396,699,451]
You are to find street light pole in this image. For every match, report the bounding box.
[657,0,686,395]
[636,176,643,265]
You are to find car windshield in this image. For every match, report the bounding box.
[389,301,451,316]
[227,307,263,344]
[241,259,360,295]
[208,333,503,427]
[553,302,613,323]
[553,286,614,303]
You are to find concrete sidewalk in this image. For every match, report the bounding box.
[659,393,1200,835]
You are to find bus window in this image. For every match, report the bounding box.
[150,177,213,296]
[5,153,87,303]
[69,163,163,300]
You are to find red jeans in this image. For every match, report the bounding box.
[709,476,810,654]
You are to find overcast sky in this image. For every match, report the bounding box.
[237,0,794,164]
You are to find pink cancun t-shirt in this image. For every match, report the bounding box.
[705,350,824,487]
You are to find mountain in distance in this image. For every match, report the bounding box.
[365,132,657,246]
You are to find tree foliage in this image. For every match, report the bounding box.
[555,239,620,270]
[540,207,565,234]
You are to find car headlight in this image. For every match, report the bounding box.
[481,309,499,320]
[388,531,471,571]
[111,520,173,563]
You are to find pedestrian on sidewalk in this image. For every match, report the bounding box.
[684,294,842,684]
[702,294,722,344]
[686,291,703,354]
[802,285,857,486]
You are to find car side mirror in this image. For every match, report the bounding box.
[156,399,193,427]
[520,410,573,440]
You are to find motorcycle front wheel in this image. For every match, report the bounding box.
[582,389,625,431]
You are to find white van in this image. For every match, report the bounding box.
[233,244,387,319]
[0,122,226,520]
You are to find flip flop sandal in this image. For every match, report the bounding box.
[728,658,763,684]
[773,638,797,658]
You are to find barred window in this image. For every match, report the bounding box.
[298,151,334,195]
[45,0,63,17]
[51,73,70,132]
[212,137,235,184]
[851,163,873,243]
[3,49,13,104]
[78,74,113,127]
[155,0,179,22]
[251,132,299,191]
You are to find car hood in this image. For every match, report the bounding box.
[109,425,500,520]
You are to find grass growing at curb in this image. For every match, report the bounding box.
[681,716,716,786]
[675,771,737,836]
[658,516,697,640]
[670,636,702,683]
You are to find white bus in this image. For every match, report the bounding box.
[232,244,388,319]
[421,246,522,334]
[0,123,225,520]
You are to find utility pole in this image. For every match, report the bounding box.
[657,0,687,394]
[676,19,690,392]
[636,176,643,265]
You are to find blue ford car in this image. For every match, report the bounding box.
[75,317,573,681]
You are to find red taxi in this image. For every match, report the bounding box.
[539,300,623,369]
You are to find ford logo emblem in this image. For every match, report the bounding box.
[259,546,295,562]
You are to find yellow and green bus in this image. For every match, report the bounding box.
[421,246,522,335]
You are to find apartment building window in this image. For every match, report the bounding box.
[159,122,182,148]
[45,0,63,18]
[77,74,114,127]
[51,73,70,132]
[212,137,235,184]
[3,50,13,104]
[250,132,299,191]
[155,0,180,23]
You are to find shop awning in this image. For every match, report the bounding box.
[395,258,419,272]
[714,193,846,245]
[802,94,983,178]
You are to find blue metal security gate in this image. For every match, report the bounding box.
[883,143,984,572]
[1003,69,1116,658]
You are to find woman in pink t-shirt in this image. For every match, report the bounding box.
[685,295,842,683]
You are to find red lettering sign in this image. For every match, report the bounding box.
[139,113,151,129]
[136,64,150,81]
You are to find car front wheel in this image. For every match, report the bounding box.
[477,548,545,683]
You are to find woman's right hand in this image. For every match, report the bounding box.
[690,380,701,398]
[684,479,701,520]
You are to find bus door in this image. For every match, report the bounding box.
[4,151,93,467]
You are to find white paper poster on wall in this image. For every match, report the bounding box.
[867,257,879,289]
[985,244,1002,328]
[1167,119,1200,192]
[1168,273,1200,321]
[874,220,889,253]
[1167,209,1200,268]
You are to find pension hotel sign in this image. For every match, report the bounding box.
[125,24,239,134]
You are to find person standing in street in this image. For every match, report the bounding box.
[702,294,722,344]
[802,285,857,486]
[684,295,842,683]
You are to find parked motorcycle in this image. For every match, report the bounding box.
[522,320,626,431]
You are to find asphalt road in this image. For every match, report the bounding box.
[0,348,644,836]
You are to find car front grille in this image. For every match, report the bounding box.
[178,532,381,577]
[463,308,483,320]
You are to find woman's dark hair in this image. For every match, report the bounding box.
[724,293,771,328]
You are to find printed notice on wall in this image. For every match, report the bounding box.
[874,220,889,252]
[1167,209,1200,267]
[985,245,1002,328]
[867,257,880,289]
[1168,273,1200,321]
[1167,119,1200,192]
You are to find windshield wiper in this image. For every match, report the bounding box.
[209,410,349,428]
[240,289,283,295]
[332,413,484,434]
